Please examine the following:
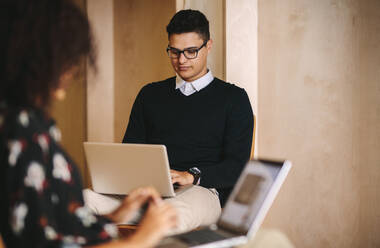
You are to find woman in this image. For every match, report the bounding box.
[0,0,176,247]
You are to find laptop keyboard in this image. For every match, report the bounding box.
[177,229,228,245]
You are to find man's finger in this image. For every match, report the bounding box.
[170,171,179,176]
[171,177,179,184]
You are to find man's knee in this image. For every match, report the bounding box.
[82,188,121,215]
[165,186,222,233]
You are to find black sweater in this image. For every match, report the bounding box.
[123,77,254,204]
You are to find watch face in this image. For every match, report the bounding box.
[190,167,201,175]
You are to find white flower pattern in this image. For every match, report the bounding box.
[11,203,28,234]
[24,162,45,192]
[75,206,97,227]
[45,226,58,240]
[37,134,49,154]
[61,235,86,247]
[49,126,62,142]
[104,224,118,238]
[3,109,115,245]
[53,153,71,182]
[62,244,80,248]
[76,236,86,244]
[19,111,29,127]
[63,235,75,244]
[8,140,23,166]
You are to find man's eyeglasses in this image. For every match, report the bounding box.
[166,40,208,59]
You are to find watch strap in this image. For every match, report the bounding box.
[188,167,201,185]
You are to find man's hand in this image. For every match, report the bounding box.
[107,186,161,224]
[170,169,194,185]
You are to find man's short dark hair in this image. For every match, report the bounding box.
[166,9,210,42]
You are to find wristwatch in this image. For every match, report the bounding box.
[188,167,201,185]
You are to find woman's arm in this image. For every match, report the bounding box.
[91,199,177,248]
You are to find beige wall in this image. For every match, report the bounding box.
[87,0,115,143]
[225,0,258,156]
[225,0,258,112]
[114,0,175,142]
[258,0,380,247]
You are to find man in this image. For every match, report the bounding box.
[84,9,253,233]
[123,9,254,228]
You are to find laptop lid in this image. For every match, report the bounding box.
[83,142,176,197]
[217,159,291,237]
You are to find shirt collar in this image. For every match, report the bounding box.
[175,70,214,91]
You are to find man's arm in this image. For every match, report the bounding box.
[122,87,147,144]
[199,88,254,189]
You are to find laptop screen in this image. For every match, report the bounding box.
[217,160,285,235]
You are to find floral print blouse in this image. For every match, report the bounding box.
[0,105,118,247]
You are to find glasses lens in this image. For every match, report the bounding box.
[184,49,198,59]
[167,48,180,58]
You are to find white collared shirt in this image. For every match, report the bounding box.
[175,70,214,96]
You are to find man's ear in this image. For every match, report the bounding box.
[207,39,213,54]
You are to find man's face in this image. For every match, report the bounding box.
[168,32,212,82]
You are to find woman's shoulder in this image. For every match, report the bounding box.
[1,106,60,142]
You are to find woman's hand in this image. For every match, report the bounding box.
[91,187,177,248]
[91,200,177,248]
[127,200,177,248]
[107,186,161,224]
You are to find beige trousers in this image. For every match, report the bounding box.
[83,185,222,234]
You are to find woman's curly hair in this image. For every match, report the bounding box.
[0,0,95,108]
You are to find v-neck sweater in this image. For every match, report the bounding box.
[123,76,254,203]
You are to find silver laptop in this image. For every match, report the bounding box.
[157,159,292,248]
[83,142,191,197]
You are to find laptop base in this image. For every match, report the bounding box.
[158,227,246,248]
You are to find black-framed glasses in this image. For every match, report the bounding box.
[166,40,208,59]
